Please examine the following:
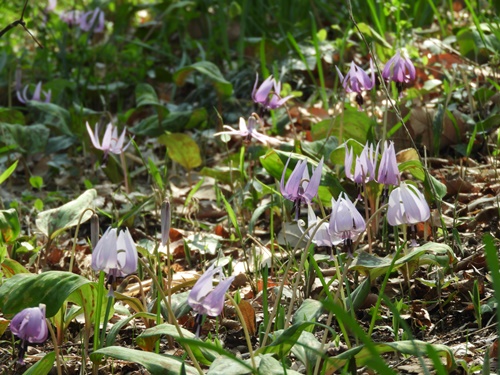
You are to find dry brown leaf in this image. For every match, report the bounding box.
[237,300,256,336]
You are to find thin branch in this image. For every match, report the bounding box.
[0,0,44,49]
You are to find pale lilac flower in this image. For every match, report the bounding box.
[329,193,366,245]
[80,8,105,33]
[377,141,400,186]
[214,115,280,146]
[59,10,82,26]
[336,60,375,94]
[345,143,378,184]
[10,304,48,364]
[280,157,324,220]
[252,74,293,110]
[86,122,130,158]
[46,0,57,12]
[188,265,234,317]
[91,227,138,294]
[382,50,416,83]
[387,182,430,226]
[299,205,336,248]
[16,82,51,104]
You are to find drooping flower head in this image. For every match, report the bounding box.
[214,114,280,146]
[329,193,366,255]
[336,59,375,107]
[10,304,48,364]
[59,10,83,26]
[86,122,130,160]
[382,49,416,84]
[377,141,400,186]
[79,7,105,33]
[345,142,378,184]
[188,265,235,336]
[91,227,138,295]
[16,82,51,104]
[280,157,324,220]
[252,74,294,110]
[387,182,430,227]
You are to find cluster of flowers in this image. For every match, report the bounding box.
[336,49,416,106]
[46,0,105,33]
[280,141,430,251]
[9,208,234,361]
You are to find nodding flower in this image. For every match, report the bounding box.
[344,142,378,184]
[387,182,430,227]
[91,227,138,296]
[10,304,48,364]
[188,265,235,336]
[252,74,294,110]
[329,193,366,256]
[16,82,51,104]
[336,60,375,107]
[86,122,131,160]
[382,49,416,84]
[214,114,281,146]
[79,7,105,33]
[280,157,323,221]
[376,141,400,186]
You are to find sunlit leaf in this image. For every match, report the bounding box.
[0,160,18,185]
[158,133,202,170]
[0,208,20,243]
[22,351,55,375]
[0,271,92,317]
[35,189,96,239]
[173,61,233,98]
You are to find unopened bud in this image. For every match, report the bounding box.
[90,213,99,248]
[161,199,171,246]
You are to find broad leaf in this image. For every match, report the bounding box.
[0,123,50,154]
[0,271,91,317]
[135,83,160,107]
[90,346,198,375]
[0,208,20,243]
[0,160,18,185]
[208,354,301,375]
[35,189,96,239]
[311,109,375,144]
[158,133,202,170]
[256,321,315,357]
[22,351,55,375]
[174,61,233,98]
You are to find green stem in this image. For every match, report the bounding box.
[99,294,114,348]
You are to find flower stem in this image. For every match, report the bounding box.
[227,295,256,372]
[93,271,105,352]
[99,294,114,348]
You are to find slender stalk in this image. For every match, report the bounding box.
[99,295,114,348]
[139,258,204,375]
[119,152,130,194]
[68,208,95,273]
[227,295,257,372]
[47,318,63,375]
[93,271,106,352]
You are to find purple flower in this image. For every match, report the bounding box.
[345,143,378,184]
[387,182,430,226]
[336,59,375,94]
[10,304,48,364]
[377,141,400,186]
[280,157,323,220]
[252,74,293,110]
[188,265,235,317]
[46,0,57,12]
[299,205,336,248]
[59,10,82,26]
[79,8,105,33]
[214,115,280,146]
[329,193,366,244]
[91,227,138,294]
[382,50,416,83]
[16,82,51,104]
[86,122,130,158]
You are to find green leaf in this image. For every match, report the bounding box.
[311,109,375,144]
[0,160,18,185]
[0,123,50,154]
[90,346,198,375]
[29,176,44,189]
[22,351,55,375]
[208,354,302,375]
[137,323,217,365]
[35,189,96,239]
[0,208,20,243]
[174,61,233,98]
[106,312,156,347]
[0,271,92,317]
[27,102,72,136]
[221,193,242,241]
[135,83,160,107]
[256,321,315,357]
[68,282,112,325]
[325,340,456,372]
[200,166,242,184]
[158,133,202,170]
[292,299,323,325]
[350,242,456,278]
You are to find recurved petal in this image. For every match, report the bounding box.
[201,275,235,316]
[188,265,218,312]
[86,122,101,149]
[303,158,323,202]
